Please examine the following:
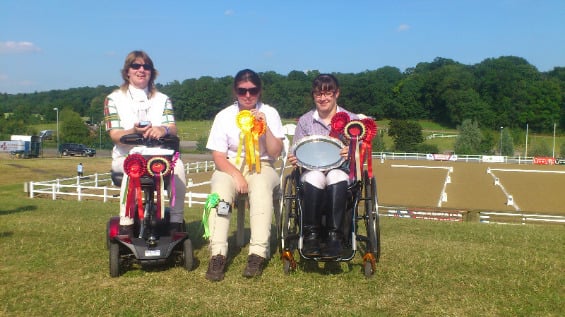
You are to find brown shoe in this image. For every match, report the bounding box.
[242,254,265,278]
[205,255,226,282]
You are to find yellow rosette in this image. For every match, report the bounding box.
[235,110,255,169]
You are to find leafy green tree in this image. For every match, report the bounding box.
[60,109,91,144]
[501,128,514,156]
[388,119,423,152]
[479,130,496,155]
[454,119,482,155]
[372,129,386,152]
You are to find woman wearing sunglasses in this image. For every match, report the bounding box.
[205,69,284,281]
[104,50,187,237]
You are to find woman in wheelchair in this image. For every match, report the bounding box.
[287,74,359,259]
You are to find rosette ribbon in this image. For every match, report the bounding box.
[168,152,180,208]
[123,154,147,220]
[251,117,266,172]
[344,120,366,181]
[330,112,351,139]
[202,193,220,239]
[147,156,172,220]
[361,118,378,178]
[236,110,265,172]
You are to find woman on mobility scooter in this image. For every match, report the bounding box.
[287,74,358,259]
[104,50,187,237]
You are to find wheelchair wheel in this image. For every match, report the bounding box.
[363,171,381,261]
[280,171,299,253]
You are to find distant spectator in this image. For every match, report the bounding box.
[77,163,84,177]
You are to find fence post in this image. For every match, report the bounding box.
[103,187,108,202]
[95,173,99,187]
[77,184,82,201]
[52,183,57,200]
[29,182,34,198]
[188,192,193,207]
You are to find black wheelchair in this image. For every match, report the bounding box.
[278,159,381,278]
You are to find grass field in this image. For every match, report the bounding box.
[1,157,564,316]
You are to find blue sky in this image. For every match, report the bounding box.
[1,0,564,94]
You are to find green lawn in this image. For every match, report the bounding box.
[0,157,563,316]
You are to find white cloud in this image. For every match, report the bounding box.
[224,9,235,16]
[397,24,410,32]
[0,41,41,54]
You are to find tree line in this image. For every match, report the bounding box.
[1,55,563,147]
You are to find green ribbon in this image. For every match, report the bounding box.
[202,193,220,239]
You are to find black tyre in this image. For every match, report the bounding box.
[109,242,121,277]
[283,258,293,275]
[364,172,381,260]
[182,239,194,271]
[363,260,374,278]
[280,173,299,253]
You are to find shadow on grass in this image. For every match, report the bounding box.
[0,205,37,216]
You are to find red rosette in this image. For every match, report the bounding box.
[344,120,366,140]
[330,112,350,138]
[123,154,147,220]
[123,154,147,178]
[147,156,172,177]
[360,118,377,178]
[361,118,377,142]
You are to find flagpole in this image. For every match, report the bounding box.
[525,123,528,157]
[552,122,556,158]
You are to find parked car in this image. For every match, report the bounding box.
[39,130,54,140]
[59,143,96,157]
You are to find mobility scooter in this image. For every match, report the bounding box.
[106,133,193,277]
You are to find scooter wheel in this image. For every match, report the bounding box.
[182,239,194,271]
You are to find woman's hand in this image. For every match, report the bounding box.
[287,152,298,166]
[135,123,169,139]
[340,146,349,158]
[250,109,266,122]
[232,170,249,194]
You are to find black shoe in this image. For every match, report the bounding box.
[302,236,321,257]
[119,225,133,237]
[206,255,226,282]
[321,232,343,259]
[242,254,265,278]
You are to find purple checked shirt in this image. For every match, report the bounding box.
[292,106,358,146]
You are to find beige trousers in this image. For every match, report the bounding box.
[208,159,279,259]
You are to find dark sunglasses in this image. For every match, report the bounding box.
[236,87,260,96]
[130,63,153,71]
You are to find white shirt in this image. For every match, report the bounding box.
[206,102,284,161]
